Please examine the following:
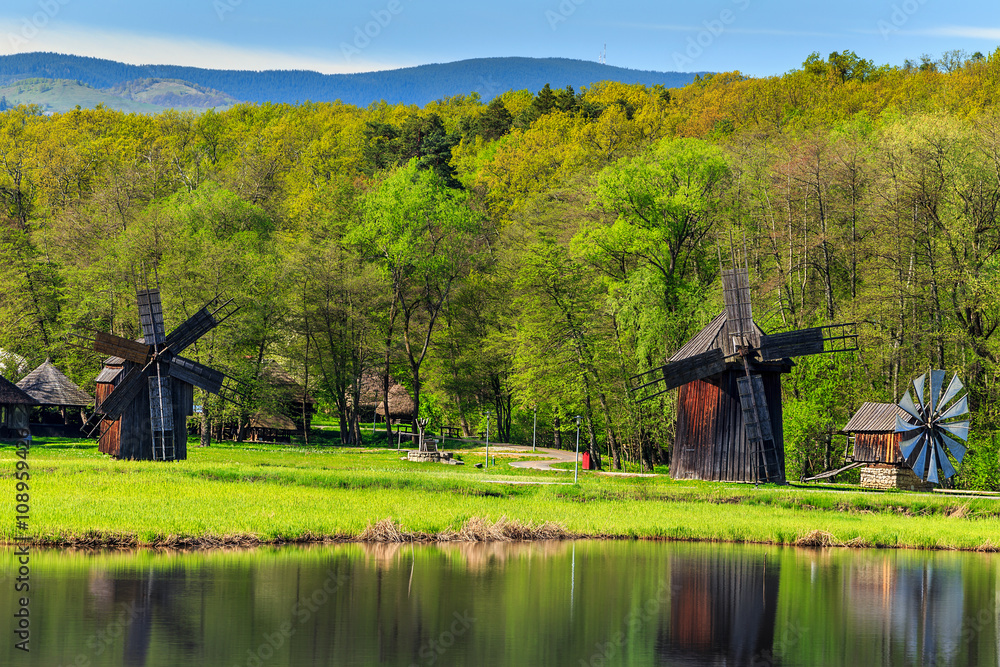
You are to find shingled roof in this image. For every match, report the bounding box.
[0,375,38,405]
[17,360,93,407]
[842,402,913,433]
[668,311,766,362]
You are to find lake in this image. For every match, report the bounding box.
[2,541,997,666]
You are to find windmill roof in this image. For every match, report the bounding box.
[668,311,766,362]
[16,360,93,407]
[96,367,123,384]
[0,375,38,405]
[842,402,914,433]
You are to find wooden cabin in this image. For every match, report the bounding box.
[95,356,194,461]
[245,364,315,443]
[669,312,792,483]
[16,359,94,437]
[351,371,415,428]
[842,402,931,491]
[0,375,37,440]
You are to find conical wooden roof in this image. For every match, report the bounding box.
[17,360,93,407]
[668,311,766,362]
[0,375,37,405]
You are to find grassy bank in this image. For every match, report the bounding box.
[2,439,999,551]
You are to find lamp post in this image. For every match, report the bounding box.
[574,415,581,484]
[485,410,491,469]
[532,406,537,453]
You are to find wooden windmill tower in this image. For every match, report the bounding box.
[630,268,858,484]
[81,287,238,461]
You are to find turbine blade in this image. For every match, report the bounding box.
[938,396,969,421]
[899,391,922,422]
[900,432,925,460]
[926,446,940,484]
[908,437,930,479]
[934,437,957,479]
[913,374,926,413]
[939,420,970,441]
[929,369,946,416]
[937,374,965,415]
[96,364,150,419]
[939,433,967,463]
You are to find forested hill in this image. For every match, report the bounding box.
[0,52,702,106]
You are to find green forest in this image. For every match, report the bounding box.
[2,49,1000,487]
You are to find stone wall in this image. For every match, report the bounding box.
[860,464,933,491]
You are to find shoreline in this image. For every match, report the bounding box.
[5,519,999,553]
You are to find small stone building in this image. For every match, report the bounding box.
[842,402,932,491]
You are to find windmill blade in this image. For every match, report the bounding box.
[93,332,152,365]
[148,375,174,433]
[912,374,927,413]
[136,289,166,346]
[898,390,922,422]
[164,306,218,355]
[907,436,930,479]
[926,446,940,485]
[895,415,922,433]
[938,420,970,441]
[933,436,958,479]
[148,373,175,461]
[759,327,823,360]
[899,432,925,461]
[928,369,946,416]
[937,374,965,414]
[736,374,774,444]
[938,433,967,463]
[721,269,753,340]
[97,364,151,419]
[937,395,969,422]
[167,356,225,395]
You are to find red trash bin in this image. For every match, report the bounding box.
[581,452,591,470]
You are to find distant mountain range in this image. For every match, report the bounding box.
[0,52,704,111]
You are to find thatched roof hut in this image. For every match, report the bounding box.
[17,359,93,407]
[376,382,416,420]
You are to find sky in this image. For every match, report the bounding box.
[0,0,998,76]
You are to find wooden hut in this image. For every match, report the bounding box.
[94,355,194,461]
[842,402,931,491]
[16,359,93,437]
[0,375,37,440]
[376,382,416,426]
[245,364,314,443]
[669,312,793,483]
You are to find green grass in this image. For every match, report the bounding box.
[2,438,999,550]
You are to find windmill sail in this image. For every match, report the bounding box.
[894,371,970,483]
[136,289,167,346]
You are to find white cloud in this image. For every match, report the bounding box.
[922,26,1000,40]
[0,20,404,73]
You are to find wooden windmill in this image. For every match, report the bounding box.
[80,287,239,461]
[630,268,858,484]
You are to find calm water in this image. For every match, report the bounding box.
[2,541,997,666]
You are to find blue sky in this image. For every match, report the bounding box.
[1,0,998,75]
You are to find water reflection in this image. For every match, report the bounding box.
[0,542,995,667]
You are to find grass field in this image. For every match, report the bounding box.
[2,437,999,551]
